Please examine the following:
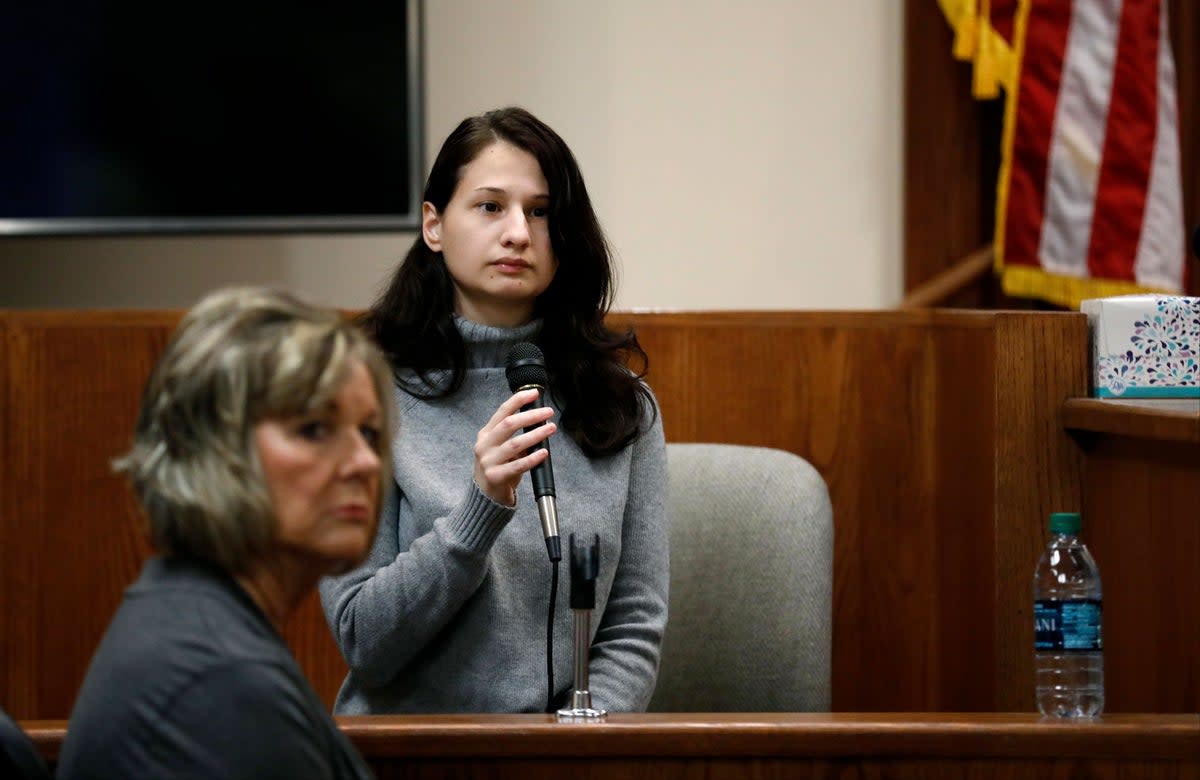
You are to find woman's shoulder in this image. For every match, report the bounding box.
[392,370,507,417]
[629,373,661,423]
[121,559,294,664]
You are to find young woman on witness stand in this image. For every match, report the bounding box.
[58,288,391,779]
[319,107,668,714]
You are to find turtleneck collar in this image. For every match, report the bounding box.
[453,315,543,369]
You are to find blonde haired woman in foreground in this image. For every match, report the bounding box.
[58,287,391,780]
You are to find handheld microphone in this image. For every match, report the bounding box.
[504,342,561,562]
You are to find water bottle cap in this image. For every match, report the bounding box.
[1049,511,1081,534]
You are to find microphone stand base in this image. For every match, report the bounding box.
[555,707,607,722]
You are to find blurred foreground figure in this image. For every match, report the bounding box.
[58,287,393,780]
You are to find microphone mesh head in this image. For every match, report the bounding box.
[505,342,548,391]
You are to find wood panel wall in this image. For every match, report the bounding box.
[904,0,1200,300]
[0,309,1087,720]
[615,311,1087,713]
[1072,434,1200,713]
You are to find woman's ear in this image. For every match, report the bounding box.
[422,202,442,252]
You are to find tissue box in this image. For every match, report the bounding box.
[1080,296,1199,398]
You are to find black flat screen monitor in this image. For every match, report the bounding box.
[0,1,423,236]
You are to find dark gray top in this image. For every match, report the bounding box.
[58,556,373,780]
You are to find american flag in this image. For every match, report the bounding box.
[941,0,1187,308]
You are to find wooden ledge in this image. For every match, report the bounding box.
[24,714,1200,762]
[335,713,1200,759]
[1063,398,1200,443]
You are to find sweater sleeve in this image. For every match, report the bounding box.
[585,394,670,712]
[319,480,514,687]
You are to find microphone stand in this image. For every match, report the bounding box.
[556,534,606,721]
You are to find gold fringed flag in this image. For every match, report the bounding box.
[940,0,1019,98]
[941,0,1187,308]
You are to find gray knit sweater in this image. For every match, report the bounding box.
[318,317,668,713]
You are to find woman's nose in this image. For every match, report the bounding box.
[502,211,531,247]
[342,431,380,478]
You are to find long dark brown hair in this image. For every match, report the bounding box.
[362,107,653,457]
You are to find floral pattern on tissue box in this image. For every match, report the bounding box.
[1082,296,1199,398]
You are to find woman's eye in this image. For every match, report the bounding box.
[531,206,549,218]
[296,420,330,441]
[478,201,500,213]
[359,424,382,452]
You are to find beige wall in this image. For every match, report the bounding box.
[0,0,903,311]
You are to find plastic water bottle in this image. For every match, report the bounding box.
[1033,511,1103,718]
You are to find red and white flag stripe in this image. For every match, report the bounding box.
[997,0,1185,306]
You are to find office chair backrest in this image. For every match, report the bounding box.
[0,707,51,780]
[648,443,833,712]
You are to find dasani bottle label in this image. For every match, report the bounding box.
[1034,599,1102,651]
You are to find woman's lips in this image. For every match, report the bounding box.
[492,259,531,274]
[331,504,371,522]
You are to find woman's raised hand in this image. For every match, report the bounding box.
[473,388,556,506]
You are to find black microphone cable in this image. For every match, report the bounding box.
[545,560,559,713]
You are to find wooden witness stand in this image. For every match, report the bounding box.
[21,713,1200,778]
[0,307,1088,717]
[3,308,1198,774]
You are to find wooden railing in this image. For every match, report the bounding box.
[22,713,1200,778]
[1,309,1091,718]
[900,245,995,308]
